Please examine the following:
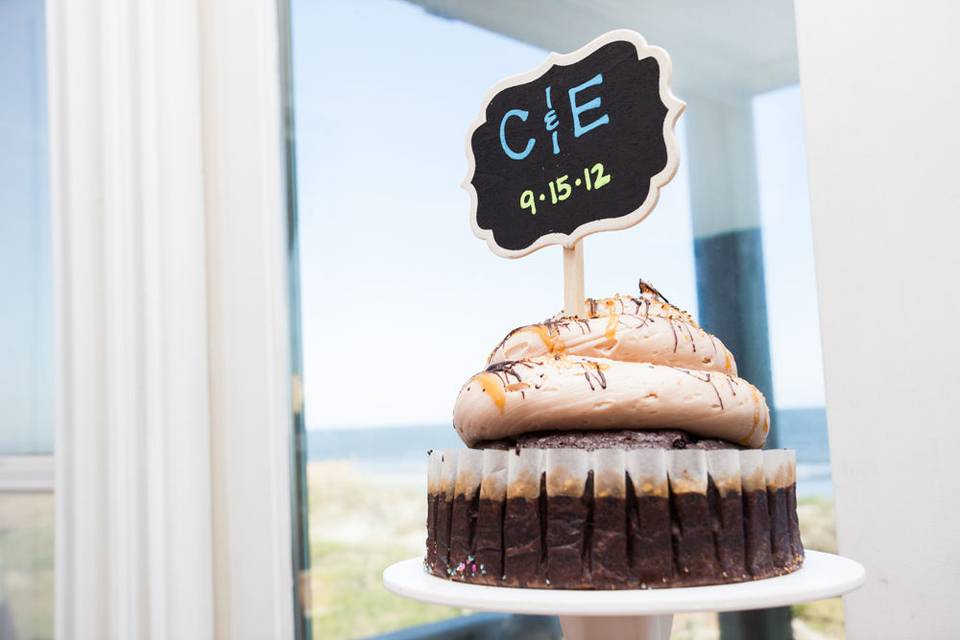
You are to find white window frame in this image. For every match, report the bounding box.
[0,455,54,492]
[47,0,297,638]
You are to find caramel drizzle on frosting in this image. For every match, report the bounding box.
[739,387,767,446]
[603,299,620,342]
[472,373,505,412]
[470,360,535,412]
[484,282,736,401]
[488,279,701,364]
[469,280,765,443]
[469,356,620,408]
[526,324,565,354]
[488,290,702,365]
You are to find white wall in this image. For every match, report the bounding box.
[794,1,960,637]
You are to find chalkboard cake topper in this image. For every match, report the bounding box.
[463,29,685,261]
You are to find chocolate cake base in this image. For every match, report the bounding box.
[476,428,743,452]
[425,448,803,589]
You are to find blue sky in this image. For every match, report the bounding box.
[0,0,826,447]
[291,0,825,429]
[0,0,52,453]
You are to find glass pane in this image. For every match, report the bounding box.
[0,1,54,639]
[284,1,837,637]
[754,86,832,500]
[0,0,52,456]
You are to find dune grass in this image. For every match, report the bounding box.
[0,493,54,640]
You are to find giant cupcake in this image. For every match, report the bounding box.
[425,281,803,589]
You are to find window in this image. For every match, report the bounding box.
[286,1,838,637]
[0,1,54,639]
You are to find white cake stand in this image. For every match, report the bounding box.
[383,550,864,640]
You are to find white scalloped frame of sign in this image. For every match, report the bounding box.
[462,29,686,259]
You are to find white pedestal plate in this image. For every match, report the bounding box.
[383,550,864,640]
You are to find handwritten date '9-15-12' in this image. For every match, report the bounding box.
[520,162,611,215]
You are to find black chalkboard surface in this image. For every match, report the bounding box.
[464,30,684,258]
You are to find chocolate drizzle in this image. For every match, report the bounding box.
[683,322,697,352]
[638,278,670,304]
[678,369,724,410]
[486,326,526,363]
[487,278,708,366]
[533,372,545,390]
[544,317,592,336]
[725,376,739,396]
[579,361,608,391]
[484,359,533,383]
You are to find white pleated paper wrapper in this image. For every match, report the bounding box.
[428,448,796,501]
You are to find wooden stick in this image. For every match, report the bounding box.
[563,242,585,317]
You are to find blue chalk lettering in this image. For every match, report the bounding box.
[499,109,535,160]
[568,73,610,138]
[543,87,560,155]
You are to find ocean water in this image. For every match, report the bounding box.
[308,407,833,498]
